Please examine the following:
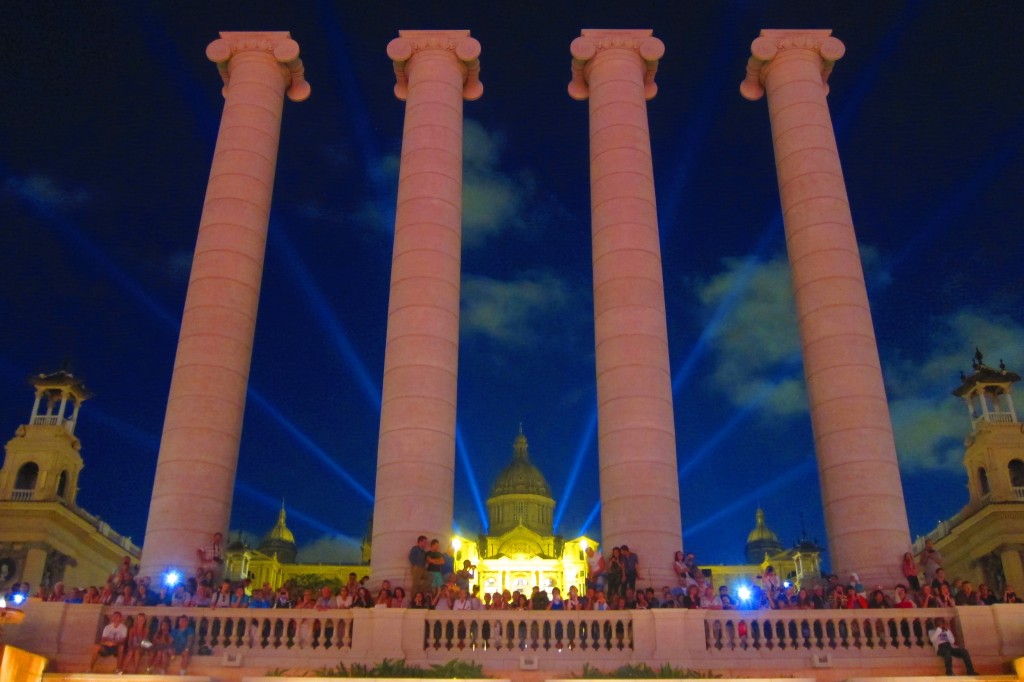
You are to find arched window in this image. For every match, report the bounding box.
[57,470,68,498]
[978,467,990,496]
[14,462,39,490]
[1009,459,1024,488]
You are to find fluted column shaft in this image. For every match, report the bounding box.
[141,32,309,580]
[741,29,910,586]
[570,30,682,587]
[371,31,482,587]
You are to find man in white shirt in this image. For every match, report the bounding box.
[929,617,977,676]
[88,611,128,672]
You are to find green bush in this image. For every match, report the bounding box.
[578,663,721,679]
[265,658,489,678]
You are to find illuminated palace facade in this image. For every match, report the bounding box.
[224,427,820,595]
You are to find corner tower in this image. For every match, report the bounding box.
[953,350,1023,504]
[0,371,88,505]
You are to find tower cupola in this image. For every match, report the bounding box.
[0,371,88,505]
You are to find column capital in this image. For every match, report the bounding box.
[207,31,311,103]
[739,29,844,101]
[568,29,664,101]
[387,30,483,102]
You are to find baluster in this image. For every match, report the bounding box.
[799,618,811,649]
[724,619,736,651]
[737,618,749,650]
[787,617,798,649]
[838,615,850,649]
[566,618,576,651]
[825,617,837,649]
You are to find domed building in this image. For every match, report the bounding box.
[259,504,298,564]
[744,507,784,563]
[452,428,594,596]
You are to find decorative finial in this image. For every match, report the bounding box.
[518,421,524,435]
[1000,359,1006,371]
[973,347,984,369]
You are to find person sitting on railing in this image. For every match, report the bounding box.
[701,584,723,609]
[593,590,609,610]
[901,551,922,592]
[433,584,453,610]
[955,581,981,605]
[110,555,136,591]
[681,584,701,609]
[47,581,67,602]
[761,565,781,605]
[410,591,430,608]
[271,586,293,608]
[82,585,101,604]
[392,586,409,608]
[66,587,84,604]
[931,567,951,593]
[229,585,249,608]
[88,610,128,673]
[893,584,916,608]
[168,615,195,676]
[977,583,997,605]
[114,584,138,607]
[512,592,529,610]
[658,586,676,607]
[352,586,372,608]
[633,590,649,609]
[936,583,956,608]
[247,588,271,608]
[211,580,233,608]
[148,617,174,673]
[335,586,354,608]
[195,532,224,581]
[135,577,159,607]
[193,583,214,607]
[1003,585,1020,603]
[867,589,890,608]
[531,586,550,610]
[929,617,977,676]
[123,613,151,674]
[585,546,607,594]
[918,583,941,608]
[829,584,850,609]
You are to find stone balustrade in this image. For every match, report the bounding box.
[5,602,1024,676]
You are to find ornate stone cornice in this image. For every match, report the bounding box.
[387,30,483,102]
[568,29,664,101]
[207,31,311,103]
[739,29,845,101]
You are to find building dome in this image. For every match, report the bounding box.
[745,507,784,563]
[490,430,552,498]
[487,427,556,537]
[259,504,297,563]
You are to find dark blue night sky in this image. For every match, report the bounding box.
[2,1,1022,569]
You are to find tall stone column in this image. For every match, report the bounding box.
[741,29,910,586]
[569,30,682,587]
[370,31,482,587]
[141,32,309,580]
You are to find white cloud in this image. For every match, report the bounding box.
[461,272,575,348]
[295,535,363,564]
[697,254,805,417]
[313,120,535,249]
[4,174,90,210]
[693,251,1024,472]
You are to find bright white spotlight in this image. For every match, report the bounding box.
[452,537,462,551]
[783,581,791,588]
[11,593,26,605]
[163,570,181,588]
[737,586,752,602]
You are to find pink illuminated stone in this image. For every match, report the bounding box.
[741,29,911,587]
[370,30,482,587]
[570,29,682,588]
[140,31,308,580]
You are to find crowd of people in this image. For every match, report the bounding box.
[4,533,1018,674]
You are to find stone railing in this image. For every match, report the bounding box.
[423,610,634,653]
[702,608,950,654]
[6,602,1024,675]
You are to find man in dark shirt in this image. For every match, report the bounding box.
[425,539,445,591]
[621,546,640,592]
[409,535,429,596]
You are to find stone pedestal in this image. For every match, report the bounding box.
[740,29,910,586]
[569,30,682,586]
[141,32,309,580]
[370,31,482,587]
